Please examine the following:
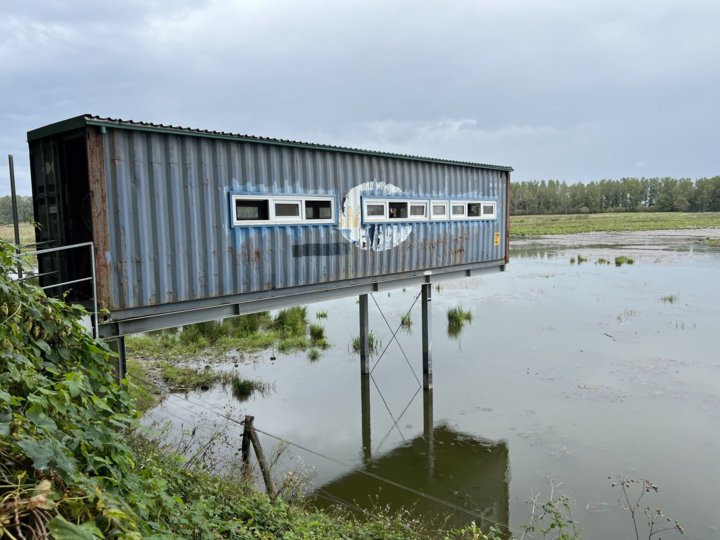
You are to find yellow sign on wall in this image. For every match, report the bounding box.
[494,232,501,246]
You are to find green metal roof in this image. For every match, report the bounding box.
[27,114,513,172]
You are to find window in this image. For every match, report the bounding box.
[231,194,335,226]
[451,203,466,219]
[388,201,408,219]
[482,203,496,218]
[305,200,332,220]
[467,202,482,217]
[431,201,448,220]
[274,201,301,219]
[364,200,386,222]
[410,203,427,218]
[236,199,269,222]
[360,197,497,224]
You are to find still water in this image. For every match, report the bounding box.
[147,229,720,539]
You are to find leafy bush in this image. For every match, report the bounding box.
[0,240,144,537]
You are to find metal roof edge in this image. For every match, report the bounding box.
[26,114,92,141]
[28,115,514,172]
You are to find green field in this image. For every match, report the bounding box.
[510,212,720,236]
[5,214,720,244]
[0,222,35,244]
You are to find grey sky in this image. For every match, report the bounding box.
[2,0,719,195]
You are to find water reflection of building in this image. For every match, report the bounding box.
[313,382,510,534]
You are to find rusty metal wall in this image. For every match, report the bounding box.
[97,127,508,311]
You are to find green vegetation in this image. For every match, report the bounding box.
[596,257,611,265]
[511,211,720,236]
[448,306,473,327]
[447,306,473,338]
[0,222,36,245]
[127,307,331,361]
[315,310,328,319]
[351,331,381,356]
[158,362,222,392]
[0,195,33,225]
[660,294,679,304]
[511,176,720,215]
[308,348,321,361]
[400,312,413,330]
[126,358,162,413]
[309,323,330,349]
[229,375,272,402]
[614,256,635,267]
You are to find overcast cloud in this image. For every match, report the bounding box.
[2,0,719,195]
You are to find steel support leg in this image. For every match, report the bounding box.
[421,283,432,389]
[361,373,372,463]
[107,337,127,382]
[423,387,435,478]
[359,294,369,374]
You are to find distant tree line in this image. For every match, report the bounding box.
[0,195,33,224]
[510,177,720,215]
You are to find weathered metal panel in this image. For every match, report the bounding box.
[29,116,510,319]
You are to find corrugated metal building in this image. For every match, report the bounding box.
[27,115,511,337]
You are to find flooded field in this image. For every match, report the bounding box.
[146,229,720,539]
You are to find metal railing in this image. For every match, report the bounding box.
[14,241,99,338]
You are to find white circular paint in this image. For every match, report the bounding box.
[338,181,413,251]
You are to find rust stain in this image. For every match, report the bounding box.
[86,127,112,311]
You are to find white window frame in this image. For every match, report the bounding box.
[466,201,483,219]
[272,199,302,222]
[481,201,497,219]
[360,197,497,224]
[450,202,467,220]
[231,194,335,226]
[430,200,449,220]
[363,199,388,222]
[409,202,429,220]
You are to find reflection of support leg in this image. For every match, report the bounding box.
[361,373,372,463]
[359,294,369,374]
[421,283,432,389]
[423,387,434,478]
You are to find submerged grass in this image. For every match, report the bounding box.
[228,375,273,401]
[660,294,679,304]
[127,306,331,361]
[400,312,412,329]
[447,306,473,339]
[511,211,720,236]
[351,331,381,356]
[615,255,635,266]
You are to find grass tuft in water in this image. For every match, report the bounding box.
[615,255,635,266]
[400,313,412,329]
[596,257,611,265]
[660,294,679,304]
[351,331,381,356]
[308,348,321,361]
[229,375,273,402]
[315,310,328,319]
[447,306,473,338]
[309,323,330,349]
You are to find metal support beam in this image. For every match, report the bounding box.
[107,337,127,381]
[359,294,369,374]
[8,155,22,279]
[421,283,432,389]
[361,373,371,464]
[423,388,435,478]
